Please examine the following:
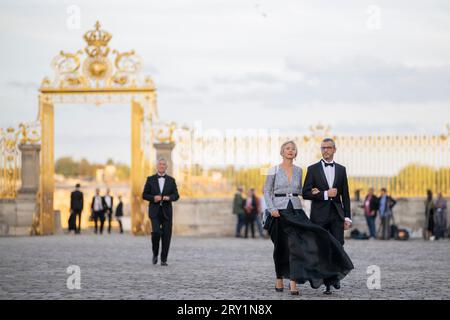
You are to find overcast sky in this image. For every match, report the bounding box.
[1,0,449,164]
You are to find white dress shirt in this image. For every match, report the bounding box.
[158,173,166,193]
[321,159,335,197]
[104,195,112,209]
[93,196,103,211]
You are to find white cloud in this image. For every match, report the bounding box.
[1,0,449,164]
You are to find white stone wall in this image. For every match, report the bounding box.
[173,198,235,236]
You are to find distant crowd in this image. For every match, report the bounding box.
[68,184,124,234]
[232,186,268,239]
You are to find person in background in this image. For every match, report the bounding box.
[142,157,180,266]
[70,183,84,234]
[424,190,435,240]
[378,188,397,240]
[232,186,246,238]
[434,192,447,240]
[115,195,124,234]
[104,188,114,234]
[250,188,264,238]
[91,188,106,234]
[361,188,378,240]
[258,186,268,238]
[244,189,258,239]
[68,188,76,234]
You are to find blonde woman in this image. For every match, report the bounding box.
[264,141,353,295]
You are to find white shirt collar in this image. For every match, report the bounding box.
[322,159,335,164]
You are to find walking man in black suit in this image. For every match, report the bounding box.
[91,188,106,234]
[104,188,114,234]
[302,138,352,295]
[69,183,84,234]
[142,157,180,266]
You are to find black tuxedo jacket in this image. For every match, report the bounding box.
[103,195,114,214]
[70,190,84,212]
[91,196,107,213]
[142,174,180,220]
[302,161,351,221]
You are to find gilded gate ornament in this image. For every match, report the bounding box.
[0,123,40,199]
[36,21,158,235]
[155,122,177,144]
[41,21,152,91]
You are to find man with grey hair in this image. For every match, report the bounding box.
[142,157,180,266]
[303,138,353,295]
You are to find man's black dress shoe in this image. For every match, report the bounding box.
[152,256,158,265]
[333,281,341,290]
[323,285,332,295]
[161,261,168,266]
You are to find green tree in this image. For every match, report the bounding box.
[79,158,93,177]
[55,157,78,177]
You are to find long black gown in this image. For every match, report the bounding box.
[269,200,354,289]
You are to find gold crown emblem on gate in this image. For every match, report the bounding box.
[83,21,112,57]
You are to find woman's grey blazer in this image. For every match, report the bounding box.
[263,165,303,213]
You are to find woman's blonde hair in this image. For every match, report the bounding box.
[280,140,298,158]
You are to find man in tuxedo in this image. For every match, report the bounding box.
[70,183,84,234]
[302,138,352,295]
[91,188,106,234]
[142,157,180,266]
[104,188,114,234]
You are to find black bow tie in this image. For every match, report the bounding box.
[158,175,165,179]
[323,161,334,167]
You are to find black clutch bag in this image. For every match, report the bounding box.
[262,209,273,230]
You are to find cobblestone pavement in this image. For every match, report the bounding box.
[1,234,449,300]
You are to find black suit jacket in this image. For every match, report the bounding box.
[91,195,107,213]
[302,161,351,221]
[142,174,180,220]
[103,195,114,214]
[70,190,84,212]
